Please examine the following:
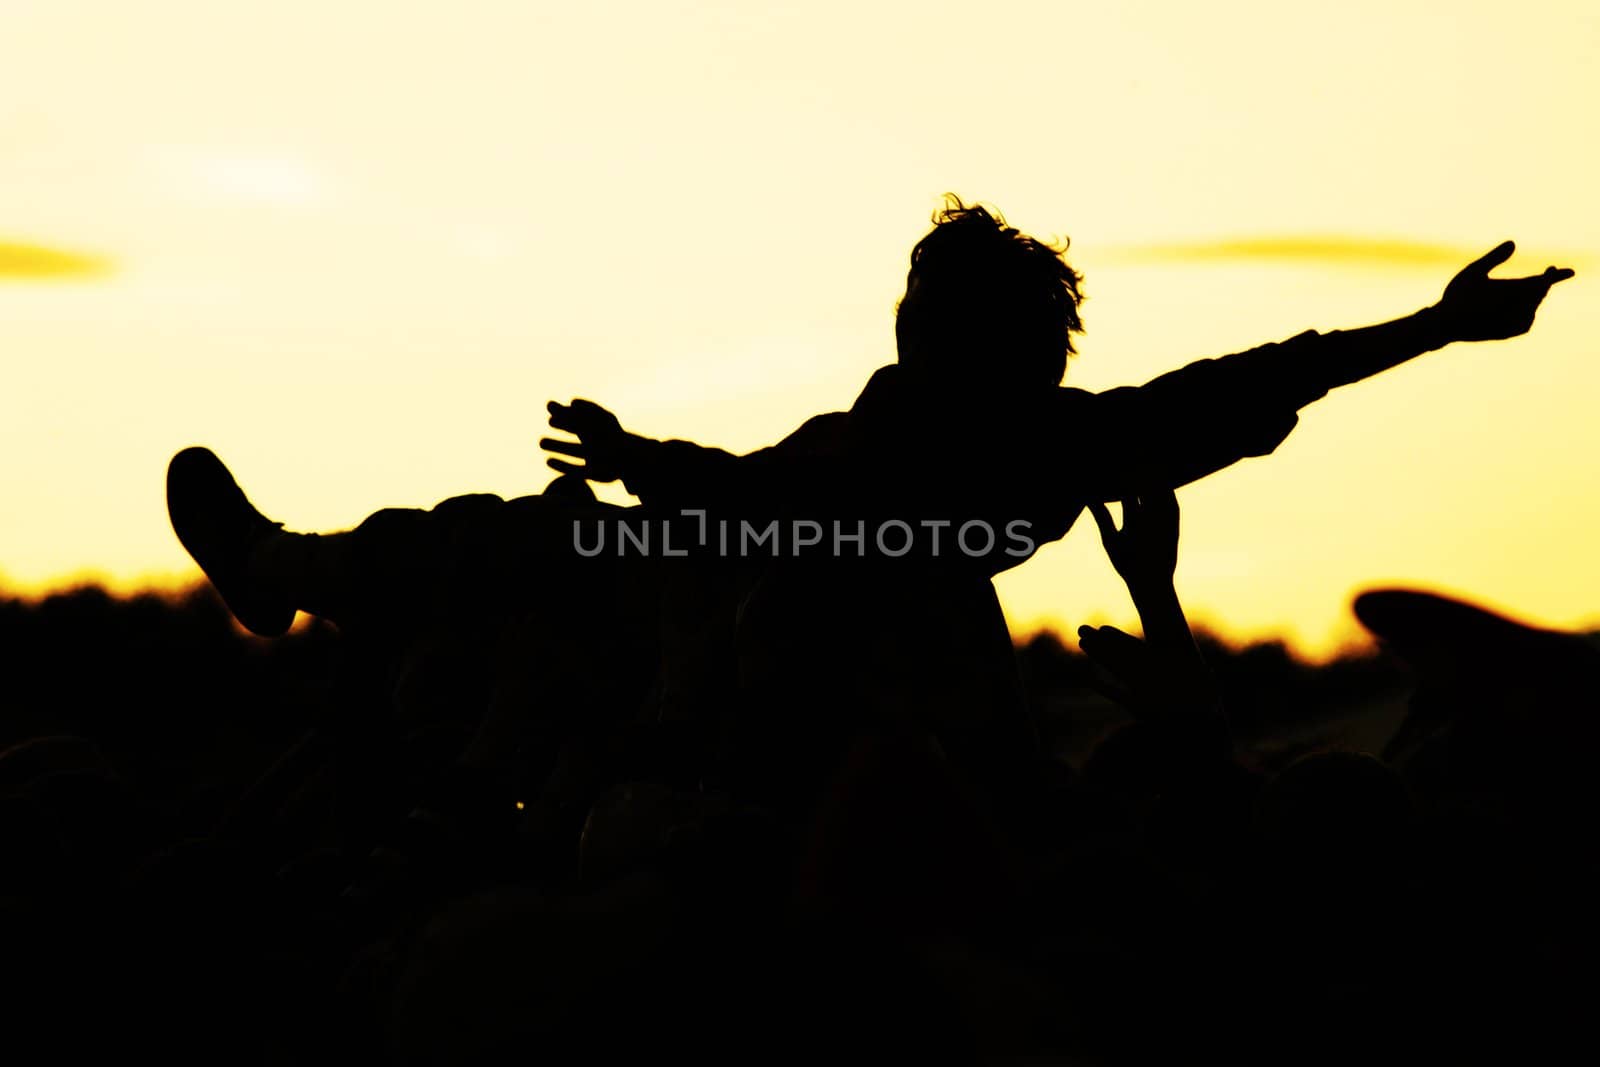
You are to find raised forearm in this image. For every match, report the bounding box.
[1295,304,1456,403]
[1126,578,1198,656]
[1132,579,1225,747]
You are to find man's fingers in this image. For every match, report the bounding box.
[540,437,587,458]
[547,403,578,433]
[1465,240,1516,278]
[570,398,616,424]
[549,398,621,438]
[546,457,585,476]
[1509,268,1575,290]
[1505,275,1566,314]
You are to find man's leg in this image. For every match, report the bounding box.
[166,446,606,635]
[166,446,446,633]
[245,526,355,622]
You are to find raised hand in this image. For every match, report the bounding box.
[1082,489,1225,744]
[1087,492,1179,598]
[1077,622,1210,720]
[1435,241,1574,343]
[1077,622,1164,709]
[542,399,630,483]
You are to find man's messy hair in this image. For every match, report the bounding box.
[900,194,1086,385]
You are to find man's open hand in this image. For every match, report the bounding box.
[542,399,629,483]
[1436,241,1574,343]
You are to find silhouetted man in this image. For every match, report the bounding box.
[169,198,1572,631]
[166,198,1572,805]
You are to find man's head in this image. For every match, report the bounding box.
[895,196,1084,389]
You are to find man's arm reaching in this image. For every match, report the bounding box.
[1070,241,1574,502]
[543,400,736,500]
[1284,240,1572,400]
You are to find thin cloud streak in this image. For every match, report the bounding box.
[1103,235,1512,269]
[0,239,111,280]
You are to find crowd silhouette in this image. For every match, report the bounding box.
[2,198,1586,1064]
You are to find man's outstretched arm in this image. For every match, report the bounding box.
[1278,240,1573,403]
[1073,241,1575,501]
[541,399,738,501]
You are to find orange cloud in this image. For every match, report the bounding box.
[0,239,110,279]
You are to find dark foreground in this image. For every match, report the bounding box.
[0,584,1592,1064]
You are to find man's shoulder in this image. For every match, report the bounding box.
[770,364,904,456]
[1052,384,1101,403]
[1039,383,1118,418]
[772,409,850,456]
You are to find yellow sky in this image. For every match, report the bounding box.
[3,1,1597,657]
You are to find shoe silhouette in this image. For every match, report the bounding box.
[166,446,296,637]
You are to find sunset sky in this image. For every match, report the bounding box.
[3,0,1597,657]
